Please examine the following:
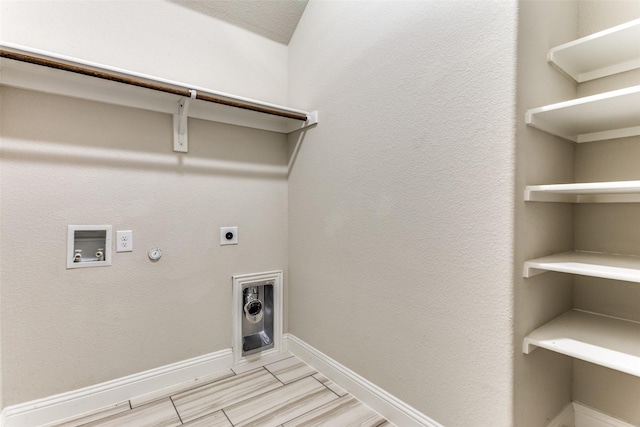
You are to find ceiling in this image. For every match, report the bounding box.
[167,0,309,45]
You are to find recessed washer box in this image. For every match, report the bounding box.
[67,225,112,269]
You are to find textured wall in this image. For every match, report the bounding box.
[0,0,290,406]
[0,77,3,410]
[0,0,288,104]
[573,1,640,424]
[287,1,517,425]
[0,87,288,405]
[514,1,578,426]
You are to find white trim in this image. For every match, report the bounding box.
[573,402,637,427]
[547,402,638,427]
[284,333,443,427]
[1,349,233,427]
[0,333,449,427]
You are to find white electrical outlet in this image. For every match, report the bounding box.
[220,226,238,245]
[116,230,133,252]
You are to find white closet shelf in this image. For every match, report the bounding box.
[0,42,318,135]
[548,18,640,82]
[525,85,640,143]
[524,251,640,283]
[525,180,640,203]
[523,310,640,378]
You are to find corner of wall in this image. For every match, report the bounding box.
[514,0,578,425]
[0,84,4,413]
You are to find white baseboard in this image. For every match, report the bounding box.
[2,335,452,427]
[1,349,233,427]
[283,333,443,427]
[548,402,637,427]
[574,403,637,427]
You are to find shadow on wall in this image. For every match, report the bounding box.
[0,139,288,180]
[286,125,315,177]
[0,88,290,180]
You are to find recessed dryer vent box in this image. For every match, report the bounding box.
[67,225,112,269]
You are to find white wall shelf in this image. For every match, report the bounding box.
[524,251,640,283]
[524,18,640,418]
[525,85,640,143]
[0,42,318,136]
[548,18,640,83]
[525,180,640,203]
[523,310,640,378]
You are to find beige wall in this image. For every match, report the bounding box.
[0,87,289,405]
[0,81,3,409]
[287,1,518,425]
[0,0,288,104]
[573,1,640,424]
[3,0,639,423]
[0,0,290,406]
[514,1,578,426]
[516,1,640,425]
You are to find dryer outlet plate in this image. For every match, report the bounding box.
[220,226,238,245]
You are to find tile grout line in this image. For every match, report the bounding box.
[226,384,332,427]
[221,408,234,427]
[309,374,343,398]
[46,356,393,427]
[263,366,287,386]
[169,396,184,425]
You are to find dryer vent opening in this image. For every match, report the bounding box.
[241,281,274,356]
[232,271,283,364]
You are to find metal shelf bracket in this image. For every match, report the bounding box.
[173,89,197,153]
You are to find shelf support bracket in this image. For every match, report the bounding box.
[522,338,539,354]
[173,89,197,153]
[523,262,548,278]
[286,110,319,134]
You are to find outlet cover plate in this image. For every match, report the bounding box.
[116,230,133,252]
[220,226,238,245]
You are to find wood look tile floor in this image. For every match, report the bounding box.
[50,355,394,427]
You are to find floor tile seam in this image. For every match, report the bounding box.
[264,358,315,380]
[310,373,343,398]
[175,372,286,423]
[124,370,237,410]
[278,394,352,427]
[262,355,297,376]
[212,373,288,414]
[227,387,337,427]
[220,408,234,427]
[231,353,294,375]
[79,398,174,427]
[271,369,320,386]
[172,370,239,399]
[79,405,131,426]
[50,400,133,427]
[169,396,184,424]
[172,367,270,403]
[220,376,328,416]
[271,372,326,390]
[287,390,390,427]
[264,364,287,385]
